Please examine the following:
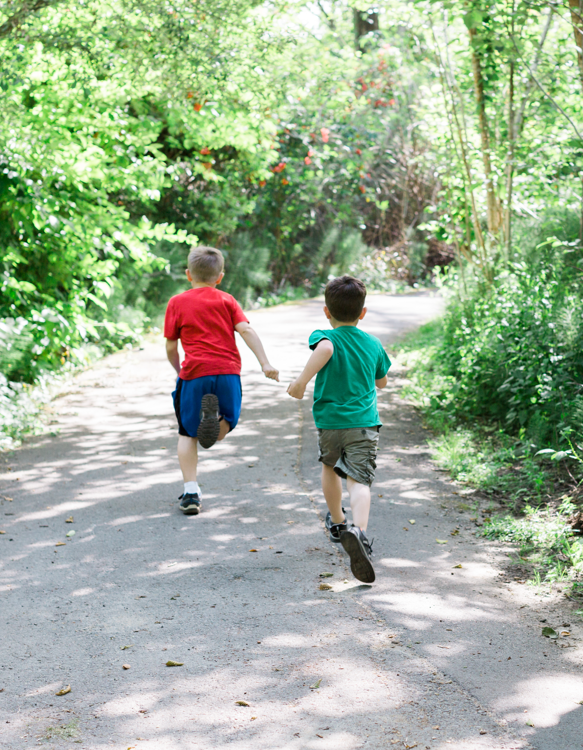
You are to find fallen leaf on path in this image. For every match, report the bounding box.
[451,529,459,536]
[561,631,571,636]
[55,685,71,696]
[3,496,13,502]
[65,516,74,523]
[121,645,133,650]
[235,700,250,706]
[526,720,534,727]
[403,527,409,531]
[251,716,257,720]
[135,595,146,599]
[55,542,66,547]
[405,744,418,749]
[310,679,322,690]
[378,494,383,497]
[286,521,294,524]
[316,735,323,739]
[122,664,131,670]
[409,519,415,524]
[165,661,183,667]
[542,627,558,639]
[453,564,462,569]
[436,539,448,544]
[319,583,333,591]
[66,530,75,537]
[433,725,440,730]
[479,730,487,735]
[249,549,258,552]
[319,572,333,578]
[0,531,5,534]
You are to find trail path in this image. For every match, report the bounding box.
[1,293,582,750]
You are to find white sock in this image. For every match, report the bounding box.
[184,481,200,496]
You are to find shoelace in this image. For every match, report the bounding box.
[364,536,374,556]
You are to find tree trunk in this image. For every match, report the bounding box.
[569,0,583,94]
[504,60,515,261]
[353,9,379,50]
[468,27,502,237]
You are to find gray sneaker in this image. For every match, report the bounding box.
[340,525,375,583]
[325,509,347,543]
[197,394,221,449]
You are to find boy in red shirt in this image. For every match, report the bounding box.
[164,246,279,515]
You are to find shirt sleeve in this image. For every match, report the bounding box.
[376,345,391,379]
[163,297,180,340]
[230,296,249,327]
[309,330,332,350]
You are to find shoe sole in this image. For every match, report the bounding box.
[197,394,221,449]
[340,531,375,583]
[180,503,201,516]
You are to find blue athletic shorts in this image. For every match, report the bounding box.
[172,375,242,438]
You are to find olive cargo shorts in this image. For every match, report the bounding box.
[317,427,380,486]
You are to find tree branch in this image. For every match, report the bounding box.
[0,0,62,41]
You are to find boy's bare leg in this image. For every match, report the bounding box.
[322,464,345,524]
[347,476,371,531]
[217,419,231,442]
[177,435,198,481]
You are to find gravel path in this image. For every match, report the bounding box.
[1,292,581,750]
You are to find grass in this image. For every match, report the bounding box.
[42,719,80,741]
[394,320,583,599]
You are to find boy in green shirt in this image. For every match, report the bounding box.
[287,275,391,583]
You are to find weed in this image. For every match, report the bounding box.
[42,719,79,741]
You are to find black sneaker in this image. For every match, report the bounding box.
[340,525,375,583]
[197,393,220,449]
[179,493,202,516]
[325,509,347,543]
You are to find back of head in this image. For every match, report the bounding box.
[325,275,367,322]
[188,246,224,283]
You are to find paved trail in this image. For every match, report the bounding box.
[1,293,582,750]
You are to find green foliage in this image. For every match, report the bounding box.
[482,500,583,589]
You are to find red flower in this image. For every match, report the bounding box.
[186,91,194,99]
[200,147,211,155]
[308,149,315,157]
[304,156,312,165]
[272,162,286,173]
[193,103,203,112]
[320,128,330,143]
[388,98,396,106]
[359,185,366,193]
[202,162,212,170]
[258,180,266,187]
[356,148,362,155]
[281,178,289,185]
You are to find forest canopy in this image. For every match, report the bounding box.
[2,0,583,453]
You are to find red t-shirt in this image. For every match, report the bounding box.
[164,287,249,380]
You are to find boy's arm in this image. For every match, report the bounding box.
[166,338,181,375]
[287,339,334,399]
[375,373,388,389]
[235,322,279,381]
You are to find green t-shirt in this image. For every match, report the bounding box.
[308,326,391,430]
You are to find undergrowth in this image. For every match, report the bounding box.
[395,318,583,597]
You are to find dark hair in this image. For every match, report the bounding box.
[188,245,224,282]
[325,275,366,322]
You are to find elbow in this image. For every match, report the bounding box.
[375,376,388,389]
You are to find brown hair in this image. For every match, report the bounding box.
[325,275,366,322]
[187,246,224,282]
